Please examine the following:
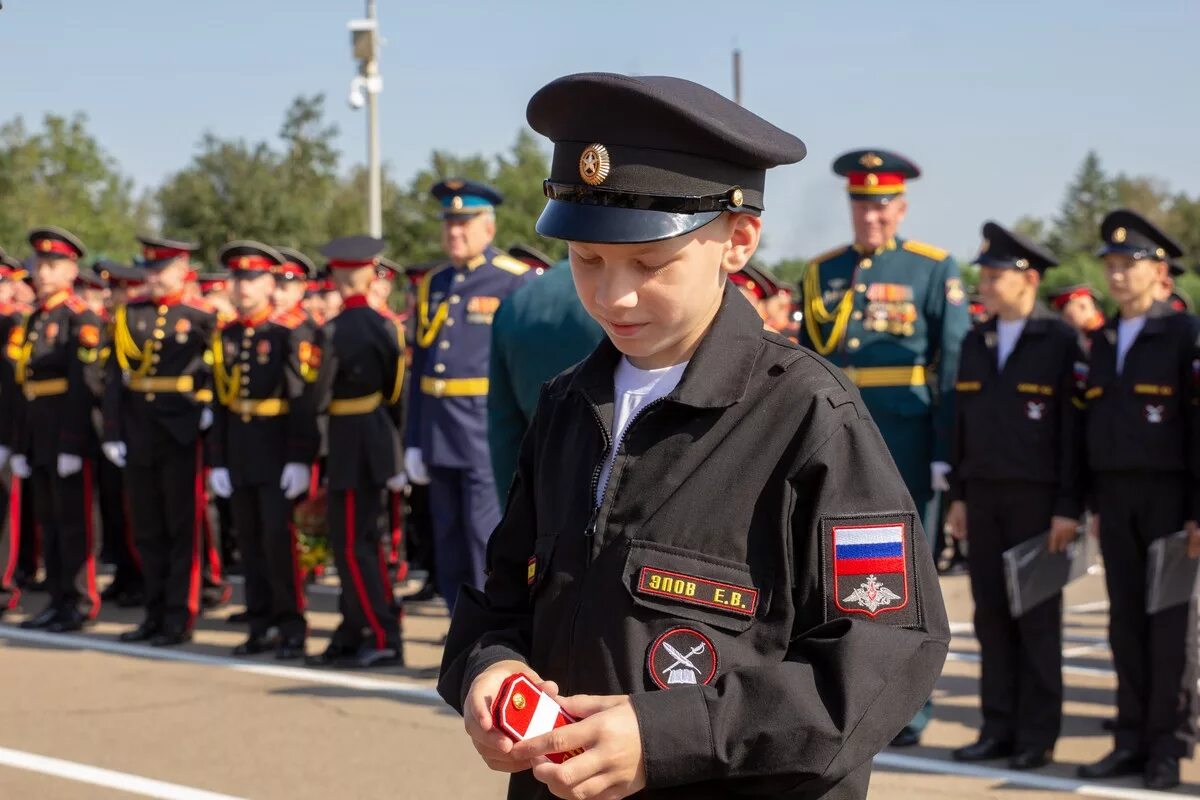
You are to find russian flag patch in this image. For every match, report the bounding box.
[824,515,918,625]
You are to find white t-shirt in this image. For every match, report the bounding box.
[995,318,1026,370]
[594,357,689,506]
[1116,315,1146,374]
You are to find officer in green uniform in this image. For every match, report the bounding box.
[798,149,969,747]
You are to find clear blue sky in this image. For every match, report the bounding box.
[2,0,1198,262]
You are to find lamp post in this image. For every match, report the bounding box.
[348,1,383,238]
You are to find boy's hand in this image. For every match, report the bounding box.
[512,694,646,800]
[463,661,560,774]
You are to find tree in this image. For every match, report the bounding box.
[0,114,150,260]
[1048,151,1116,257]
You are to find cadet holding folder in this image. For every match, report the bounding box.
[946,222,1085,770]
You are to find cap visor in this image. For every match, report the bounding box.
[535,200,720,244]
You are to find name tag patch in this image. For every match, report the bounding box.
[636,566,758,617]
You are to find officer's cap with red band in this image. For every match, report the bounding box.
[273,246,317,282]
[832,149,920,202]
[1049,284,1103,310]
[319,235,386,271]
[136,234,199,270]
[217,240,285,276]
[0,247,28,281]
[29,226,87,261]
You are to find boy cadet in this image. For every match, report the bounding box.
[207,242,319,660]
[10,228,104,632]
[945,222,1084,770]
[103,234,216,647]
[308,236,407,669]
[1078,210,1199,790]
[438,72,950,800]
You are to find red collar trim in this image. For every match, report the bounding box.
[342,294,369,310]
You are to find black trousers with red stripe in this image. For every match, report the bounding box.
[30,462,98,618]
[125,438,203,634]
[327,486,398,651]
[230,482,306,640]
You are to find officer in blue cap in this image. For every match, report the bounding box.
[403,178,532,612]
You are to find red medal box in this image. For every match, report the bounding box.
[490,673,582,764]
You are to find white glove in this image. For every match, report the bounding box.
[0,445,10,471]
[102,441,127,468]
[57,453,83,478]
[209,467,233,499]
[931,461,952,493]
[404,448,430,485]
[10,454,31,479]
[386,471,410,493]
[199,407,214,431]
[280,462,310,500]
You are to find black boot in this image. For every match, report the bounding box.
[20,606,60,630]
[1143,757,1180,790]
[1077,748,1144,779]
[952,737,1013,762]
[119,619,161,642]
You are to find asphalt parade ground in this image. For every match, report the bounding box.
[0,568,1197,799]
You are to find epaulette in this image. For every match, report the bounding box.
[491,253,531,276]
[185,297,216,314]
[809,244,851,265]
[902,239,949,262]
[270,307,305,330]
[65,295,89,314]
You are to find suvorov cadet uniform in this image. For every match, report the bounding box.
[104,235,215,646]
[1079,210,1198,786]
[310,236,405,669]
[948,222,1085,767]
[209,243,319,659]
[438,72,950,800]
[11,228,104,632]
[406,180,531,611]
[799,150,969,528]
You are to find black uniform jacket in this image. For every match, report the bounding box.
[949,304,1086,519]
[439,286,950,799]
[208,305,320,486]
[10,291,103,466]
[1083,301,1200,521]
[103,293,215,459]
[317,296,404,491]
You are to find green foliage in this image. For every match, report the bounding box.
[0,114,150,260]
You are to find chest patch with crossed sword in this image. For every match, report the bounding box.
[647,627,719,690]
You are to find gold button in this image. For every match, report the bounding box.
[434,364,446,374]
[848,338,861,349]
[240,352,250,361]
[153,329,165,339]
[512,693,526,711]
[434,379,446,395]
[158,305,168,314]
[145,392,156,401]
[241,413,251,423]
[445,318,455,327]
[439,341,450,350]
[855,283,867,293]
[449,295,461,304]
[860,258,872,269]
[246,328,255,337]
[454,274,465,284]
[155,316,165,326]
[241,376,250,385]
[28,332,37,341]
[852,311,863,321]
[152,355,160,364]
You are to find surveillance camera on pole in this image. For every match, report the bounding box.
[348,5,383,238]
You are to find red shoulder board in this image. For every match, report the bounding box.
[65,295,89,314]
[184,297,216,314]
[271,307,305,330]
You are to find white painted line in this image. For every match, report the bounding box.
[874,752,1178,800]
[0,624,444,704]
[1068,600,1111,613]
[1063,644,1107,658]
[946,651,1116,679]
[949,621,1108,645]
[0,745,246,800]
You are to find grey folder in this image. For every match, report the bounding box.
[1003,530,1095,618]
[1146,530,1200,615]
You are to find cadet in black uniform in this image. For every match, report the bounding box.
[438,72,950,800]
[103,235,216,647]
[1077,210,1199,790]
[11,228,104,632]
[308,236,407,669]
[207,242,319,660]
[945,222,1084,769]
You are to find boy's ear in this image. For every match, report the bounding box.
[721,213,762,275]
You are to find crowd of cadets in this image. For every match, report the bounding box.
[0,156,1196,787]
